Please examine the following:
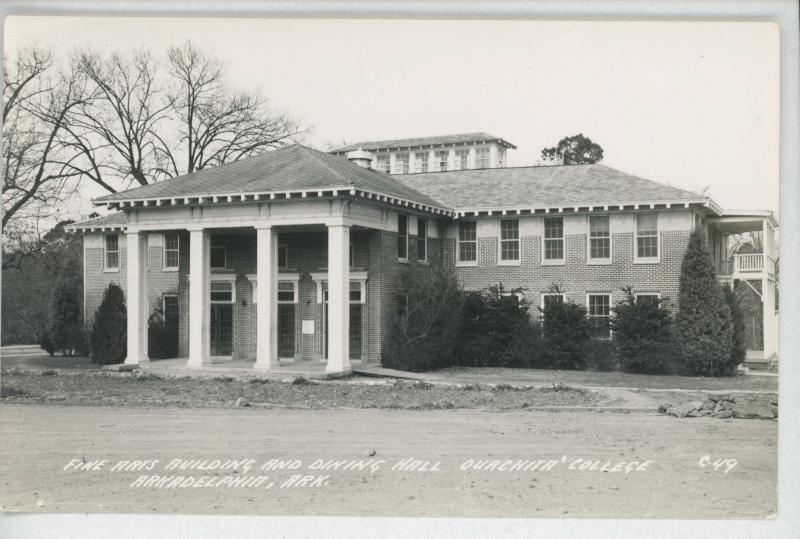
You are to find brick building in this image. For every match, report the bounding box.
[68,136,778,375]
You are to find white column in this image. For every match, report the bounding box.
[255,225,279,370]
[124,231,149,365]
[326,224,351,375]
[187,228,211,367]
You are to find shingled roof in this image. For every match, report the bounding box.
[329,132,516,154]
[94,144,446,210]
[394,164,709,212]
[67,211,127,232]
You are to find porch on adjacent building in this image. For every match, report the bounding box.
[706,211,779,362]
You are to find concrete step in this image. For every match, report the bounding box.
[0,345,47,357]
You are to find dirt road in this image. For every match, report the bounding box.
[0,404,776,518]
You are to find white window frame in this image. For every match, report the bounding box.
[436,150,449,171]
[586,293,613,341]
[454,149,469,170]
[456,221,478,267]
[163,233,180,271]
[247,273,299,305]
[103,233,120,272]
[162,293,179,321]
[498,218,520,266]
[310,271,368,304]
[542,216,565,265]
[414,152,429,173]
[209,277,236,304]
[375,154,390,173]
[210,246,227,269]
[634,213,660,264]
[540,292,566,310]
[475,146,490,169]
[397,213,409,262]
[278,244,289,270]
[394,153,409,174]
[634,292,661,303]
[587,215,612,265]
[416,218,428,263]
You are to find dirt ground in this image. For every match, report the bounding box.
[0,404,776,518]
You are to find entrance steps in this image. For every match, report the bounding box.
[352,366,440,381]
[0,345,48,358]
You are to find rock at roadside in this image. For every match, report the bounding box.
[666,400,704,418]
[235,397,250,408]
[712,410,734,419]
[732,395,777,420]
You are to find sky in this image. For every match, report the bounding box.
[3,16,780,218]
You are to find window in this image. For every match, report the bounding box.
[376,154,390,173]
[417,218,427,262]
[499,219,520,262]
[210,246,227,269]
[164,233,180,270]
[349,243,355,268]
[454,149,469,170]
[162,294,179,326]
[414,152,429,173]
[476,147,490,168]
[277,281,296,303]
[394,153,409,174]
[278,245,288,269]
[541,293,565,310]
[437,151,449,171]
[587,294,612,340]
[588,216,611,261]
[457,221,477,263]
[210,282,233,303]
[104,234,119,270]
[349,281,362,303]
[635,293,660,306]
[397,214,408,260]
[636,213,659,259]
[543,217,564,262]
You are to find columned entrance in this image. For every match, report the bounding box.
[210,304,233,356]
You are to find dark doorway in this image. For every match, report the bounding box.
[210,303,233,356]
[278,304,296,358]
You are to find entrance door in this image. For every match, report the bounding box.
[210,303,233,356]
[278,304,295,359]
[322,291,362,361]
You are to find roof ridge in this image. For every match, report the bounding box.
[297,144,355,187]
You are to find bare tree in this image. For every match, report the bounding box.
[166,41,304,175]
[2,48,91,229]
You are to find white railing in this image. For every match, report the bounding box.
[736,253,765,273]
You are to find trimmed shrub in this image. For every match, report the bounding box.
[723,283,747,367]
[539,299,589,370]
[148,306,179,359]
[675,231,734,376]
[458,285,541,368]
[45,275,84,356]
[90,283,127,365]
[610,288,673,373]
[382,264,465,372]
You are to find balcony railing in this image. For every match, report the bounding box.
[717,254,774,277]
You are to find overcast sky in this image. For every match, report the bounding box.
[4,16,779,217]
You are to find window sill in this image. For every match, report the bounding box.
[497,260,521,266]
[163,267,179,272]
[398,258,410,264]
[541,259,565,266]
[587,259,613,266]
[455,261,478,268]
[103,268,120,273]
[417,259,429,265]
[633,258,661,265]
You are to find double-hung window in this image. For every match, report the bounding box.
[163,233,180,270]
[277,282,296,303]
[476,147,490,168]
[635,293,660,306]
[210,282,234,303]
[376,154,390,173]
[394,153,409,175]
[397,214,408,260]
[499,219,520,263]
[278,245,289,270]
[454,149,469,170]
[588,216,611,262]
[457,221,477,264]
[414,152,429,173]
[541,293,565,310]
[417,218,428,262]
[210,246,227,269]
[636,213,659,261]
[543,217,564,263]
[437,151,449,171]
[587,294,612,340]
[104,234,119,271]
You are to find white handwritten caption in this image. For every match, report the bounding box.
[698,455,737,474]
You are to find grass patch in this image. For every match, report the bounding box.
[292,376,311,385]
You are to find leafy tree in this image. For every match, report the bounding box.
[611,288,674,373]
[90,283,127,365]
[675,231,734,376]
[723,284,747,367]
[541,133,604,165]
[539,291,590,369]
